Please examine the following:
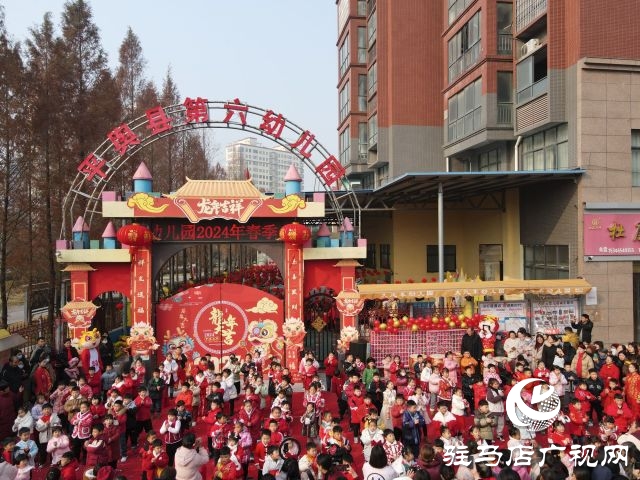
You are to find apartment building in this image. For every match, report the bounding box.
[337,0,640,342]
[225,137,304,193]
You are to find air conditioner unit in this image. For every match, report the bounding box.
[521,38,541,56]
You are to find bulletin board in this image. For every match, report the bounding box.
[478,301,529,332]
[530,298,579,335]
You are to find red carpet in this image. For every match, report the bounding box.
[33,390,365,480]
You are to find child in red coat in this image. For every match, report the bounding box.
[573,381,596,420]
[347,386,365,442]
[90,396,107,426]
[568,398,589,443]
[102,414,120,469]
[604,394,634,434]
[141,439,169,480]
[84,424,108,466]
[547,420,572,447]
[389,395,406,441]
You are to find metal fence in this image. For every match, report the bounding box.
[8,316,52,357]
[304,329,339,363]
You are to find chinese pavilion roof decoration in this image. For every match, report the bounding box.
[132,162,152,180]
[168,178,270,199]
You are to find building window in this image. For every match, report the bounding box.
[357,0,367,16]
[368,114,378,147]
[497,71,513,125]
[366,244,376,268]
[472,146,507,171]
[448,0,474,25]
[358,75,367,111]
[447,78,482,142]
[339,34,350,78]
[339,81,350,123]
[520,124,568,170]
[427,245,456,273]
[358,122,368,161]
[337,0,349,33]
[479,244,503,281]
[380,244,391,269]
[377,164,388,186]
[524,245,569,279]
[448,11,481,83]
[633,130,640,186]
[357,27,367,63]
[367,9,377,46]
[516,47,547,104]
[339,127,351,166]
[368,63,377,97]
[497,3,513,55]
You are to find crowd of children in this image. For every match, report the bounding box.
[5,327,640,480]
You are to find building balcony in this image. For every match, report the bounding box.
[516,0,547,34]
[516,76,548,105]
[497,102,513,126]
[497,34,513,56]
[448,42,481,84]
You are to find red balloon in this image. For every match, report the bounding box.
[373,320,381,328]
[373,326,380,333]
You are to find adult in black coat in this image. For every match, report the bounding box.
[541,336,559,370]
[56,338,80,382]
[98,332,115,367]
[461,327,483,362]
[0,381,14,440]
[571,314,594,344]
[1,355,25,394]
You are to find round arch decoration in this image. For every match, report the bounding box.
[62,97,361,238]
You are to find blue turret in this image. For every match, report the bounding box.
[72,216,90,249]
[133,162,153,193]
[284,164,302,196]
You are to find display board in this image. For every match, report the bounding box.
[531,297,579,335]
[478,301,529,332]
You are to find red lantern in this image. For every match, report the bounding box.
[115,302,124,311]
[117,223,153,247]
[278,222,311,246]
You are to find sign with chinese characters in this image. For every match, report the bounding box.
[584,212,640,256]
[156,283,285,366]
[125,192,310,223]
[531,297,579,335]
[76,98,347,189]
[478,301,529,332]
[131,248,152,327]
[149,219,284,243]
[283,245,304,381]
[61,299,98,341]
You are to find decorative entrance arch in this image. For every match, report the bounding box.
[61,98,360,238]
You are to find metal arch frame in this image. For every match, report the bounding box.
[61,100,361,239]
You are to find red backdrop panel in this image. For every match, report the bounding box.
[156,283,284,368]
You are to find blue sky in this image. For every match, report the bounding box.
[2,1,338,184]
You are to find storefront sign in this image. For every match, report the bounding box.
[584,212,640,256]
[478,301,529,332]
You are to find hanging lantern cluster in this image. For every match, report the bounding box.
[279,222,311,246]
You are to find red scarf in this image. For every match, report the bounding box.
[576,352,584,378]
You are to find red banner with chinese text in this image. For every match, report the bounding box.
[284,245,304,382]
[156,284,285,370]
